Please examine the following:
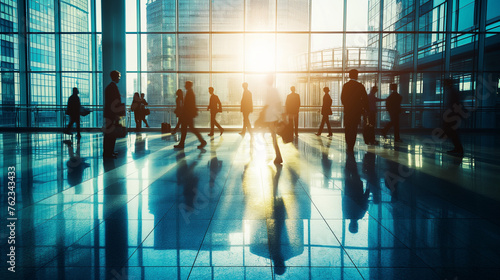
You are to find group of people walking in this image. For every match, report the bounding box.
[59,69,463,160]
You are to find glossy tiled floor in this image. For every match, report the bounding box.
[1,131,500,280]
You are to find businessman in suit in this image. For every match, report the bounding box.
[285,86,300,137]
[175,81,207,149]
[103,70,123,159]
[239,82,253,135]
[207,87,224,136]
[341,69,368,154]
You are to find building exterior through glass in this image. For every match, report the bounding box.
[0,0,499,129]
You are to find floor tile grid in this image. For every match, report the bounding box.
[286,135,443,278]
[23,137,204,275]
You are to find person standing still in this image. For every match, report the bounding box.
[131,92,142,131]
[341,69,369,154]
[207,87,224,136]
[64,87,82,138]
[174,81,207,149]
[103,70,122,158]
[366,86,385,145]
[240,82,253,136]
[442,79,464,156]
[316,87,333,137]
[140,93,150,128]
[285,86,300,137]
[382,84,403,142]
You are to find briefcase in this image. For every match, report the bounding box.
[277,121,293,144]
[161,123,171,134]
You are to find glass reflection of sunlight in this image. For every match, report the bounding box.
[245,35,275,72]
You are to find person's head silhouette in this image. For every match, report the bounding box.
[176,89,183,98]
[110,70,121,83]
[73,87,79,95]
[242,82,248,89]
[323,86,330,94]
[349,69,358,80]
[208,87,214,95]
[290,86,295,93]
[185,80,193,90]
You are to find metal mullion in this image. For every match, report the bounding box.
[378,0,384,128]
[18,0,30,127]
[90,0,98,127]
[54,0,62,128]
[175,0,179,90]
[209,0,212,87]
[307,0,312,130]
[137,0,142,94]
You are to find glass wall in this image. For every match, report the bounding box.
[125,0,499,129]
[1,0,499,128]
[0,0,101,127]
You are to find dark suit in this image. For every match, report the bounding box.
[382,92,402,140]
[241,89,253,133]
[286,93,300,136]
[103,82,121,157]
[208,94,223,134]
[66,94,81,135]
[179,89,204,145]
[341,80,368,152]
[317,93,333,134]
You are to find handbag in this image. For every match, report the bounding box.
[144,107,151,115]
[277,121,293,144]
[80,106,91,116]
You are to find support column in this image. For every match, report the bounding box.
[101,0,127,101]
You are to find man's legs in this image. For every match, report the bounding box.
[75,116,81,138]
[187,118,206,147]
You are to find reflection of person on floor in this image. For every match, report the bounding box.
[172,89,184,134]
[362,152,381,204]
[268,166,286,275]
[316,87,333,137]
[63,138,89,194]
[176,151,200,220]
[342,155,369,233]
[240,82,253,136]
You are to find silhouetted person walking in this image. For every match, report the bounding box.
[64,87,81,138]
[207,87,224,136]
[316,87,333,137]
[140,93,150,128]
[286,86,300,137]
[103,70,123,158]
[365,86,385,145]
[172,89,183,134]
[240,82,253,135]
[174,81,207,149]
[341,69,368,154]
[263,75,283,165]
[443,79,464,156]
[382,83,403,142]
[131,92,143,131]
